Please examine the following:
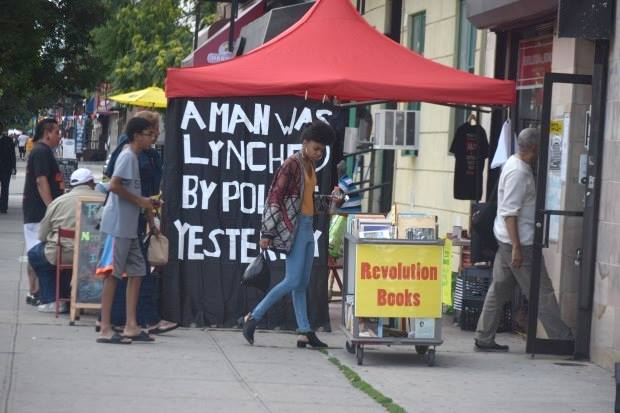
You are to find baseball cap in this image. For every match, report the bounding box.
[70,168,94,186]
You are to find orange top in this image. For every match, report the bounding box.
[301,167,316,216]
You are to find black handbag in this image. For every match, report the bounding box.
[241,251,271,292]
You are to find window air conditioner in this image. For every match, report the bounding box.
[373,109,420,150]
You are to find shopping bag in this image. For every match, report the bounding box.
[95,233,115,278]
[241,251,271,292]
[147,233,169,266]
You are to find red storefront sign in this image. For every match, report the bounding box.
[517,35,553,89]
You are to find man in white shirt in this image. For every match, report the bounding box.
[474,128,572,352]
[17,133,29,160]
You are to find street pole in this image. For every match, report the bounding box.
[194,0,202,50]
[228,0,238,52]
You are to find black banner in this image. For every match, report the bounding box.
[162,96,343,330]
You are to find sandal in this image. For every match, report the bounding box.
[148,323,179,335]
[122,331,154,342]
[96,333,132,345]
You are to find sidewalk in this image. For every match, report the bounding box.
[0,162,615,413]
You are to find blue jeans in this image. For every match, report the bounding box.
[27,242,70,304]
[252,215,314,333]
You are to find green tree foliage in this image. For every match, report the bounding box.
[0,0,105,123]
[92,0,193,92]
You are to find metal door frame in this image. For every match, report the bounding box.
[527,72,592,356]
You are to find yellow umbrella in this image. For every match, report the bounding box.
[109,86,167,109]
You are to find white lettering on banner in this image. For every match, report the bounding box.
[181,101,206,130]
[182,100,331,136]
[176,100,335,264]
[269,144,285,173]
[240,183,256,214]
[174,220,323,263]
[188,226,204,260]
[315,146,331,172]
[294,107,313,131]
[209,103,229,133]
[184,134,209,165]
[204,229,224,257]
[254,104,270,136]
[241,228,257,263]
[222,181,239,212]
[316,110,332,123]
[229,105,253,134]
[275,107,297,135]
[209,140,225,166]
[208,103,271,135]
[227,140,245,170]
[174,220,191,259]
[183,175,199,208]
[247,142,266,171]
[313,230,322,257]
[183,139,328,172]
[181,177,266,214]
[226,229,241,260]
[182,176,218,210]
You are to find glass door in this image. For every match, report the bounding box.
[527,73,592,356]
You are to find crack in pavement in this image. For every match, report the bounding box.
[205,329,273,413]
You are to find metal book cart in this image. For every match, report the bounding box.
[341,234,444,366]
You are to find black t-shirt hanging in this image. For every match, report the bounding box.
[449,123,489,201]
[23,142,64,223]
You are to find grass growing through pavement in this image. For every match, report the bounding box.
[319,349,407,413]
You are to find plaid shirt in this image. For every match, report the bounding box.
[261,152,330,252]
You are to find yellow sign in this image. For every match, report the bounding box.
[354,243,442,318]
[441,238,452,306]
[550,119,563,135]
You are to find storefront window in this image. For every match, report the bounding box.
[407,11,425,112]
[454,0,477,128]
[516,34,553,132]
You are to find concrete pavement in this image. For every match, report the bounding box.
[0,160,615,413]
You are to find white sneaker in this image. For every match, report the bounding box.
[37,302,55,313]
[37,302,67,313]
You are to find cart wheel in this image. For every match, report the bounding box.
[425,349,436,367]
[356,345,364,365]
[415,345,429,355]
[345,341,356,354]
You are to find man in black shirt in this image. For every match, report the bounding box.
[0,121,17,213]
[23,118,63,306]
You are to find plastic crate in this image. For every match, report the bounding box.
[455,267,512,332]
[460,299,512,332]
[461,267,492,301]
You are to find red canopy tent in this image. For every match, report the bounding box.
[166,0,515,105]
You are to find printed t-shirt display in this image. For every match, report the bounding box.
[449,123,489,201]
[23,142,63,223]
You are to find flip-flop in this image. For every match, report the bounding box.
[148,324,179,335]
[96,333,132,345]
[122,330,154,342]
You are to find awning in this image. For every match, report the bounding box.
[110,87,167,109]
[166,0,515,105]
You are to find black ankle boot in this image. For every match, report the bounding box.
[242,314,257,345]
[298,331,327,348]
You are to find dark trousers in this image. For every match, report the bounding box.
[0,171,10,212]
[27,243,70,304]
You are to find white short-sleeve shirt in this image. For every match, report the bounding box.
[493,155,536,246]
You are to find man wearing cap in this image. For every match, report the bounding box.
[27,168,104,312]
